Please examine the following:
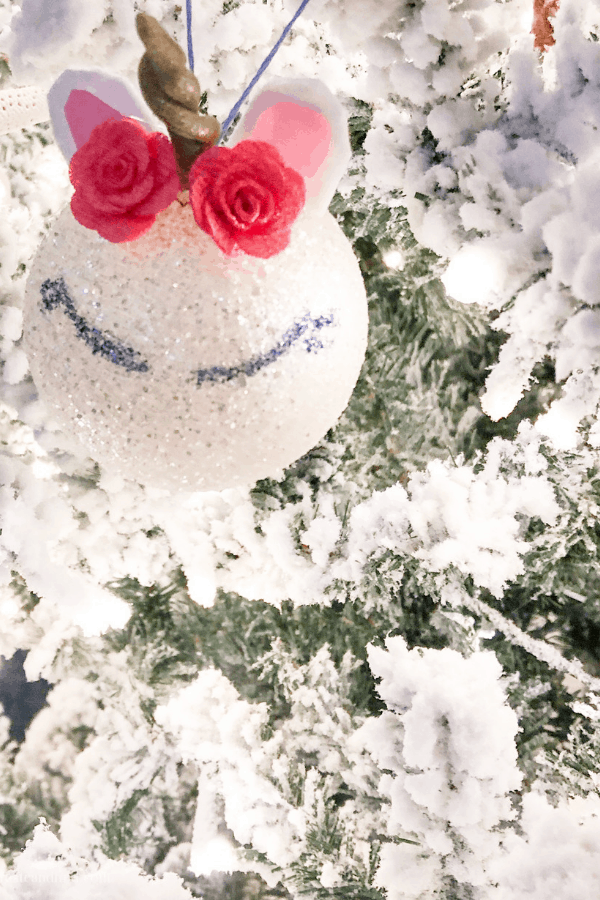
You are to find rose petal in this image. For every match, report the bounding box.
[94,212,156,243]
[237,226,292,259]
[189,146,225,184]
[147,132,176,176]
[201,200,239,255]
[70,119,149,186]
[100,155,139,191]
[224,176,266,209]
[73,188,129,216]
[100,145,141,176]
[231,185,265,226]
[189,178,214,234]
[70,192,104,230]
[224,179,273,229]
[268,172,304,231]
[134,133,179,216]
[71,193,154,242]
[82,168,156,213]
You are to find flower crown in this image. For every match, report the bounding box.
[67,13,306,260]
[69,118,306,260]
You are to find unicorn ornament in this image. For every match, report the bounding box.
[22,14,368,492]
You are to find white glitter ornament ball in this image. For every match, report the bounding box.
[22,76,368,492]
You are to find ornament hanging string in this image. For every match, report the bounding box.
[186,0,195,72]
[218,0,313,143]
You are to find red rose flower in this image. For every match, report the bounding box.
[188,140,306,259]
[69,117,180,243]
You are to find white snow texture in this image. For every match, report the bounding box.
[1,0,600,898]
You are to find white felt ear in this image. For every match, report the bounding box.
[47,69,155,162]
[228,78,351,214]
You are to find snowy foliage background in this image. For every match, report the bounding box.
[0,0,600,897]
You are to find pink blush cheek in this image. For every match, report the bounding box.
[120,202,244,266]
[120,202,200,260]
[250,103,331,179]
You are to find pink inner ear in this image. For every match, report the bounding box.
[65,89,125,150]
[251,102,331,178]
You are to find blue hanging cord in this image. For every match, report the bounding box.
[186,0,195,72]
[218,0,313,144]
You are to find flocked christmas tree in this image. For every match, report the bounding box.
[1,0,600,897]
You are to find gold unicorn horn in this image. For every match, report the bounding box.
[136,12,220,189]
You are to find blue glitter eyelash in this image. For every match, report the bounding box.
[39,277,335,383]
[40,277,150,373]
[194,312,335,385]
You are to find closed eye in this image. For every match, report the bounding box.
[39,277,336,384]
[194,312,334,384]
[40,278,149,373]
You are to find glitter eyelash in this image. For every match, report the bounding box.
[194,312,335,385]
[40,277,335,385]
[40,277,150,373]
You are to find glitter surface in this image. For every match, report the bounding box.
[23,202,368,491]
